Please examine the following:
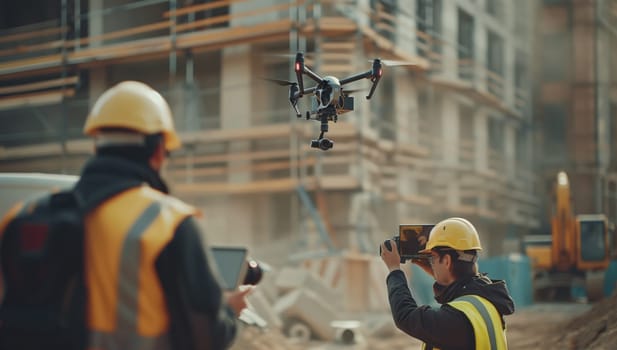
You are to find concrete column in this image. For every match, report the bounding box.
[88,0,107,106]
[396,1,415,53]
[504,122,515,180]
[504,38,516,108]
[440,1,459,80]
[474,23,488,93]
[219,44,254,245]
[475,108,488,172]
[394,73,417,143]
[221,45,252,130]
[441,95,459,166]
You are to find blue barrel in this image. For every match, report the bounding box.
[478,254,533,308]
[605,260,617,297]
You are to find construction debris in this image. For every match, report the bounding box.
[539,293,617,349]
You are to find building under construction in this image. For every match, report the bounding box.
[534,0,617,230]
[0,0,540,264]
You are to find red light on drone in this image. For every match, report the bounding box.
[295,62,301,72]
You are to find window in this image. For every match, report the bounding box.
[513,1,529,36]
[486,0,504,21]
[515,127,529,164]
[416,0,443,52]
[487,30,504,76]
[610,103,617,169]
[459,105,475,165]
[542,33,569,81]
[0,0,61,29]
[457,9,474,60]
[542,104,567,162]
[488,117,504,152]
[370,0,397,41]
[514,51,528,90]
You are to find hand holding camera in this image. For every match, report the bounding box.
[380,225,434,275]
[380,239,402,272]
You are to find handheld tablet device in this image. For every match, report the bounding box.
[211,246,249,290]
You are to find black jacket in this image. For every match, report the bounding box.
[386,269,515,350]
[74,155,237,350]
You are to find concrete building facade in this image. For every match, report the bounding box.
[0,0,539,263]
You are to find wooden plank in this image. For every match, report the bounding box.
[0,66,65,82]
[415,30,432,41]
[0,54,63,75]
[76,20,171,46]
[182,123,293,144]
[175,1,299,33]
[163,0,244,18]
[1,17,290,76]
[321,41,355,50]
[0,88,75,110]
[0,139,92,160]
[0,27,66,45]
[301,18,357,35]
[174,177,301,195]
[189,32,289,54]
[0,39,65,57]
[176,19,292,49]
[0,76,79,95]
[171,149,290,166]
[169,158,316,178]
[69,37,172,64]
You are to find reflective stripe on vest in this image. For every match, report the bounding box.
[421,295,507,350]
[448,295,507,350]
[85,186,195,350]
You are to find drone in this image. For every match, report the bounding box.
[266,52,384,151]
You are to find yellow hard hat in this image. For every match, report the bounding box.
[419,217,482,253]
[84,81,181,151]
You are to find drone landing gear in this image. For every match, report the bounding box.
[310,114,334,151]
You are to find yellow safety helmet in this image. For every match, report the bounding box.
[83,81,181,151]
[419,217,482,253]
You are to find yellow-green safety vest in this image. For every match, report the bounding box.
[422,294,507,350]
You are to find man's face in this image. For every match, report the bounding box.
[430,251,454,286]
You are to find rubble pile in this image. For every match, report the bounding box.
[532,293,617,349]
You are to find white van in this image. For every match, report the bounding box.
[0,173,78,218]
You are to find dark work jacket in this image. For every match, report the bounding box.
[386,270,515,350]
[74,155,237,350]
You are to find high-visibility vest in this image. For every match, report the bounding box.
[422,295,507,350]
[84,185,196,350]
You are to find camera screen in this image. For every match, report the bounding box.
[211,247,248,290]
[398,225,434,257]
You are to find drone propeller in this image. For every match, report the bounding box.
[368,59,420,67]
[341,88,364,95]
[263,78,296,86]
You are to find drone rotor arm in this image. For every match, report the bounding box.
[303,86,317,95]
[303,66,324,84]
[366,77,381,100]
[295,52,305,96]
[366,59,383,99]
[339,70,372,85]
[289,84,302,117]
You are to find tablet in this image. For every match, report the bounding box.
[211,246,249,290]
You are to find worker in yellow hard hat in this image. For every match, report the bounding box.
[381,217,515,349]
[78,81,250,350]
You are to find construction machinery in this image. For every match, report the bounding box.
[524,171,610,302]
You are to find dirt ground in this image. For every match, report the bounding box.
[231,294,617,350]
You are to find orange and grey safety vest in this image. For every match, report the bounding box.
[422,295,507,350]
[85,185,196,350]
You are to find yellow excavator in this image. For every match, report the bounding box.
[525,171,610,302]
